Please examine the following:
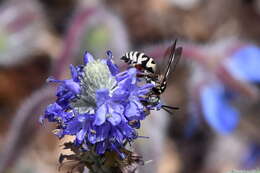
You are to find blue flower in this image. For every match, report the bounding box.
[227,45,260,82]
[94,89,123,126]
[41,51,158,156]
[200,83,239,134]
[40,103,73,125]
[200,45,260,134]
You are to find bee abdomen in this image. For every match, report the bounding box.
[121,51,156,73]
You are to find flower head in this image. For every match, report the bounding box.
[40,51,157,158]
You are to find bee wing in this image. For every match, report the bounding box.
[163,40,177,79]
[162,40,182,82]
[166,47,182,78]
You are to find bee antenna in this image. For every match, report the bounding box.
[161,105,179,110]
[162,107,174,115]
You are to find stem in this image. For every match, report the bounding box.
[0,86,56,173]
[53,7,96,78]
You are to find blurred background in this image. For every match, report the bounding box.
[0,0,260,172]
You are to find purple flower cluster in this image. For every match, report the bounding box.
[40,51,155,156]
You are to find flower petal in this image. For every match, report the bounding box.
[70,64,79,82]
[106,50,113,59]
[227,45,260,82]
[76,128,87,144]
[96,89,109,106]
[63,79,81,94]
[110,102,124,114]
[137,83,154,95]
[44,103,62,121]
[94,104,107,126]
[200,84,239,134]
[65,118,82,134]
[107,112,121,126]
[113,128,124,144]
[77,114,87,122]
[84,51,94,64]
[96,122,110,142]
[119,122,136,139]
[106,51,119,76]
[112,87,129,101]
[96,142,107,155]
[116,68,137,87]
[125,101,140,119]
[47,77,80,95]
[88,129,97,144]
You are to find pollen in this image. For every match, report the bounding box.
[80,60,117,102]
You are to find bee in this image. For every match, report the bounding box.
[121,40,182,114]
[121,51,156,73]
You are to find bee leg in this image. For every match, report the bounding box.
[137,72,157,78]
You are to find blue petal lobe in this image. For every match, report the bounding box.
[106,50,113,58]
[76,128,87,144]
[63,79,81,94]
[108,112,121,126]
[125,101,139,119]
[96,123,110,142]
[113,128,124,143]
[65,119,81,134]
[200,84,239,134]
[106,51,119,76]
[96,89,109,106]
[88,130,97,144]
[228,45,260,82]
[94,104,107,126]
[96,142,107,154]
[84,51,94,64]
[69,64,78,82]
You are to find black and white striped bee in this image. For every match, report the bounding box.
[121,40,183,114]
[121,51,157,73]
